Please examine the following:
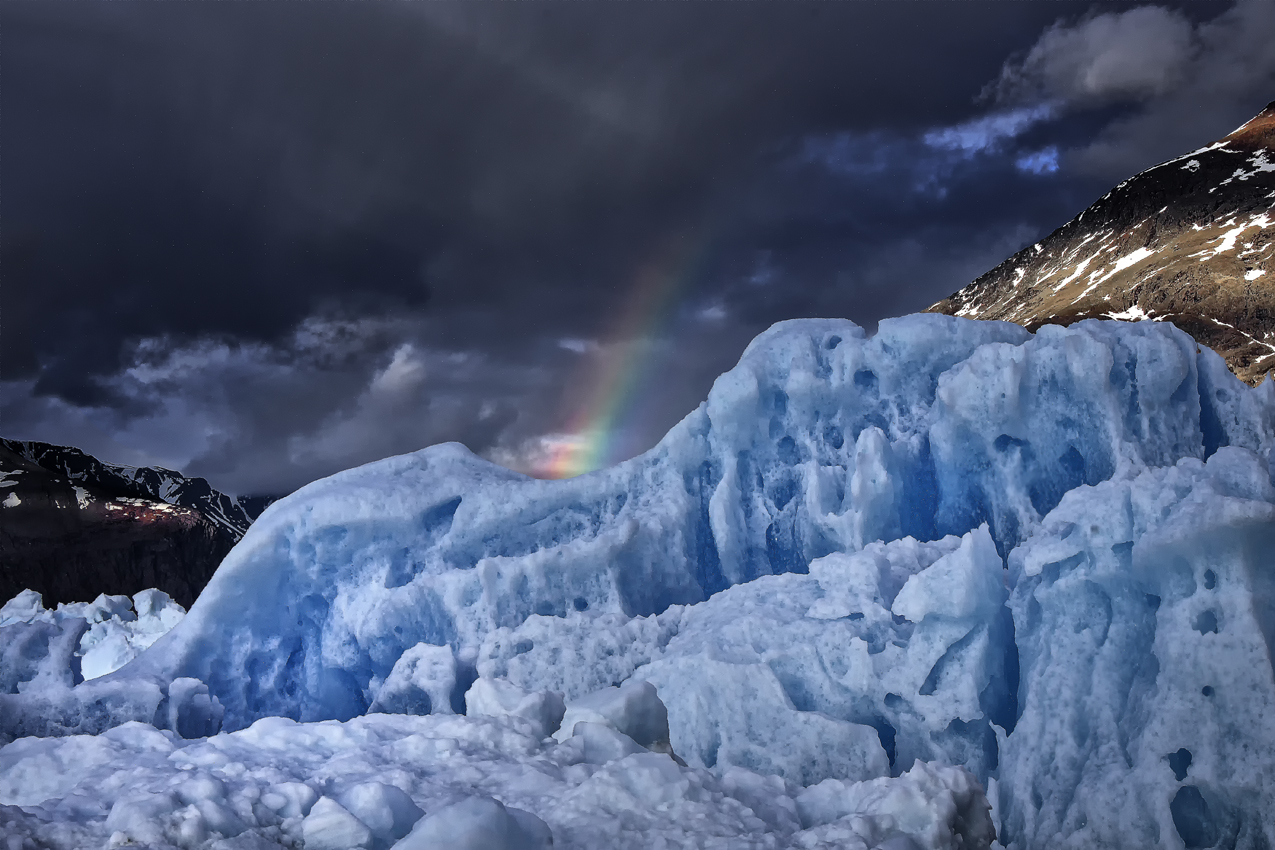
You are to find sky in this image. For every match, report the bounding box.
[3,1,1274,496]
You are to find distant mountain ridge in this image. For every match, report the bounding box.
[929,100,1275,384]
[1,438,255,538]
[0,438,263,606]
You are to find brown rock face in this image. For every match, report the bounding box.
[0,443,241,607]
[928,101,1275,384]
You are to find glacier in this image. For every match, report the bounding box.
[2,313,1274,850]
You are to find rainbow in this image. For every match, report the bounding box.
[540,233,701,478]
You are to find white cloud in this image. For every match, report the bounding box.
[924,104,1055,156]
[804,101,1059,200]
[369,344,427,395]
[988,6,1196,107]
[696,302,728,323]
[972,0,1275,181]
[1070,0,1275,179]
[485,431,585,479]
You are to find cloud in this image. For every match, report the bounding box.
[1069,0,1275,179]
[368,345,428,396]
[1015,147,1060,176]
[2,318,556,494]
[802,104,1058,201]
[557,338,598,355]
[974,1,1275,181]
[987,6,1196,108]
[8,2,1226,493]
[799,131,959,197]
[486,432,581,480]
[695,303,728,324]
[923,104,1056,157]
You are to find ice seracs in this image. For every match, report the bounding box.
[999,447,1275,849]
[3,312,1275,849]
[0,588,186,683]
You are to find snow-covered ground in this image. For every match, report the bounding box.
[3,313,1274,849]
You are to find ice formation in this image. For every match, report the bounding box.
[0,588,186,687]
[999,447,1275,849]
[0,708,993,849]
[3,313,1275,849]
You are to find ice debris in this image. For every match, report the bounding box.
[465,677,566,741]
[392,796,551,850]
[0,693,993,850]
[0,588,185,683]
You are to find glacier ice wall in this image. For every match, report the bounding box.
[53,313,1275,848]
[999,448,1275,849]
[131,318,1262,714]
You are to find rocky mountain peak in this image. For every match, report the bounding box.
[1224,100,1275,146]
[0,439,256,606]
[928,100,1275,384]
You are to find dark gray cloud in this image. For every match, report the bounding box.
[1071,0,1275,179]
[2,1,1268,493]
[982,0,1275,180]
[986,6,1197,107]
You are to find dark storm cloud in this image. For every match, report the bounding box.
[2,1,1267,492]
[984,6,1196,107]
[982,0,1275,180]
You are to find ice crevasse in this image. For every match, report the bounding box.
[5,313,1275,850]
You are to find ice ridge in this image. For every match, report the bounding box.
[5,313,1275,849]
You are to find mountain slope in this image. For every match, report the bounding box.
[1,439,253,538]
[928,101,1275,384]
[0,439,253,606]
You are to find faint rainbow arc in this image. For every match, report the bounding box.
[543,234,702,478]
